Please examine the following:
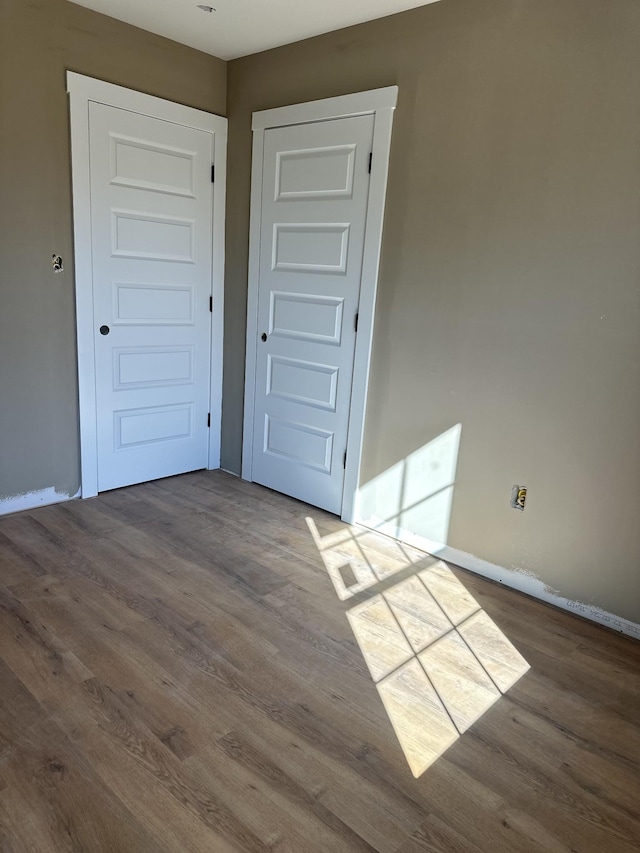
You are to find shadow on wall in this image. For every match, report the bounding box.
[306,517,530,777]
[357,424,462,548]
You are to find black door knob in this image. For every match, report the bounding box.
[261,332,267,342]
[99,325,110,336]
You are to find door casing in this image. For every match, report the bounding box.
[242,87,398,523]
[67,72,227,498]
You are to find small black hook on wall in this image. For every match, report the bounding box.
[52,254,63,273]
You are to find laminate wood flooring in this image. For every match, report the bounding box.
[0,470,638,852]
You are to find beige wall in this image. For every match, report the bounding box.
[1,0,638,623]
[0,0,226,500]
[224,0,640,623]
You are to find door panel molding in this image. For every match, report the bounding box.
[242,86,398,522]
[67,72,227,498]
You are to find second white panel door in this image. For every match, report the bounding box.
[251,114,374,514]
[89,102,214,492]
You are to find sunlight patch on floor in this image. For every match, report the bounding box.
[307,518,530,777]
[377,659,458,778]
[307,517,426,601]
[347,596,413,681]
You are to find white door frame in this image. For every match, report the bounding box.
[241,86,398,523]
[67,72,227,498]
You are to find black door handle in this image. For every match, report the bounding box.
[99,325,110,336]
[261,332,267,342]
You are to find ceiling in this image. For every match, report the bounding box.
[69,0,441,61]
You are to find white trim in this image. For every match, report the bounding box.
[241,127,266,483]
[251,87,398,130]
[67,72,226,133]
[358,515,640,641]
[0,488,81,518]
[68,75,98,497]
[67,72,227,497]
[242,86,398,522]
[208,125,227,469]
[341,104,395,523]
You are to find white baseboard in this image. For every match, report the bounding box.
[357,515,640,641]
[0,487,79,517]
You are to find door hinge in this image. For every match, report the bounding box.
[207,413,211,428]
[368,152,373,174]
[211,164,215,183]
[343,451,347,469]
[209,296,213,312]
[354,313,359,333]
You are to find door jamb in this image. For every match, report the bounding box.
[241,86,398,523]
[67,72,227,498]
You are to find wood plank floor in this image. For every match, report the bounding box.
[0,470,639,852]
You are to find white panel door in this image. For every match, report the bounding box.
[251,114,374,513]
[89,102,214,491]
